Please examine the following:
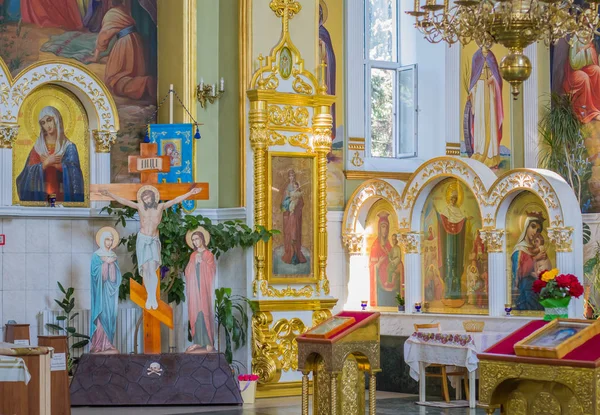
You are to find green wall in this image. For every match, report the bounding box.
[195,0,241,208]
[218,0,241,208]
[196,0,220,208]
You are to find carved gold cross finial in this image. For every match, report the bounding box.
[270,0,302,32]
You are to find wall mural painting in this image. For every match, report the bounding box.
[552,37,600,212]
[13,84,89,206]
[421,178,488,314]
[506,192,555,315]
[365,199,404,308]
[460,43,512,175]
[0,0,157,183]
[320,0,344,210]
[270,154,315,281]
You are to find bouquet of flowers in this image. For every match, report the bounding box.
[238,374,259,404]
[532,269,584,320]
[238,374,259,382]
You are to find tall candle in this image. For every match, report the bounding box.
[200,77,204,89]
[212,84,216,96]
[220,77,225,91]
[414,0,419,10]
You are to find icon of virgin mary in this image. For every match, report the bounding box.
[16,106,85,202]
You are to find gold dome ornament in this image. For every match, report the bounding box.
[499,51,532,99]
[406,0,600,97]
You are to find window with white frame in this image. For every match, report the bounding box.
[366,0,417,159]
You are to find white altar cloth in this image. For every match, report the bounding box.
[404,331,505,408]
[0,355,31,384]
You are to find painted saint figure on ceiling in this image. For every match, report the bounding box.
[16,106,85,202]
[463,47,504,169]
[90,227,122,354]
[184,227,216,353]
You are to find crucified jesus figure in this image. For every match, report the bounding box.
[101,185,202,309]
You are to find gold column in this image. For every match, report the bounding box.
[312,104,333,296]
[369,372,377,414]
[302,371,309,415]
[249,99,268,296]
[330,372,338,415]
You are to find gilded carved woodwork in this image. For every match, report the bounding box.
[0,124,19,149]
[248,0,333,300]
[547,227,574,252]
[268,105,309,128]
[399,232,420,254]
[342,232,364,255]
[480,229,505,253]
[93,130,118,153]
[252,309,335,386]
[478,360,596,415]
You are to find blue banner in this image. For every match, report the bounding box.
[149,123,195,212]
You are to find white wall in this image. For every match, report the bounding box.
[327,211,346,314]
[0,216,136,345]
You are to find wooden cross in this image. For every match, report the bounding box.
[90,143,209,354]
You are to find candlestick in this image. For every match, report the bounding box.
[220,77,225,92]
[414,0,419,11]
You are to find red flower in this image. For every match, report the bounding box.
[569,282,584,298]
[250,375,259,381]
[532,279,547,293]
[555,275,572,288]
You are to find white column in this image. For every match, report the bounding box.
[523,43,539,168]
[401,232,421,313]
[343,233,369,310]
[481,229,506,317]
[548,227,582,317]
[445,44,461,151]
[0,148,12,206]
[90,130,114,211]
[346,0,365,141]
[0,124,19,206]
[556,251,582,317]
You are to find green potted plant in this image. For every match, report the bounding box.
[213,287,257,364]
[103,204,277,351]
[539,93,592,210]
[46,282,90,376]
[395,293,405,312]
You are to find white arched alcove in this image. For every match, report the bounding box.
[343,157,583,319]
[0,59,120,215]
[342,179,405,309]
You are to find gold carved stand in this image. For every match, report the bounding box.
[297,312,381,415]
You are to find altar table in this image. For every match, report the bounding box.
[404,331,505,409]
[0,341,52,415]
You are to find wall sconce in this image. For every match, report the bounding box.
[196,77,225,108]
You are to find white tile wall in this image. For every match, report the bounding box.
[0,217,136,342]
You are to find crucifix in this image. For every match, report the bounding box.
[90,143,209,353]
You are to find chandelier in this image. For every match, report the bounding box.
[407,0,600,97]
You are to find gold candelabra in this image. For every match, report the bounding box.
[407,0,600,97]
[196,77,225,108]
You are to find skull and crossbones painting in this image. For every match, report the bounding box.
[147,362,163,376]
